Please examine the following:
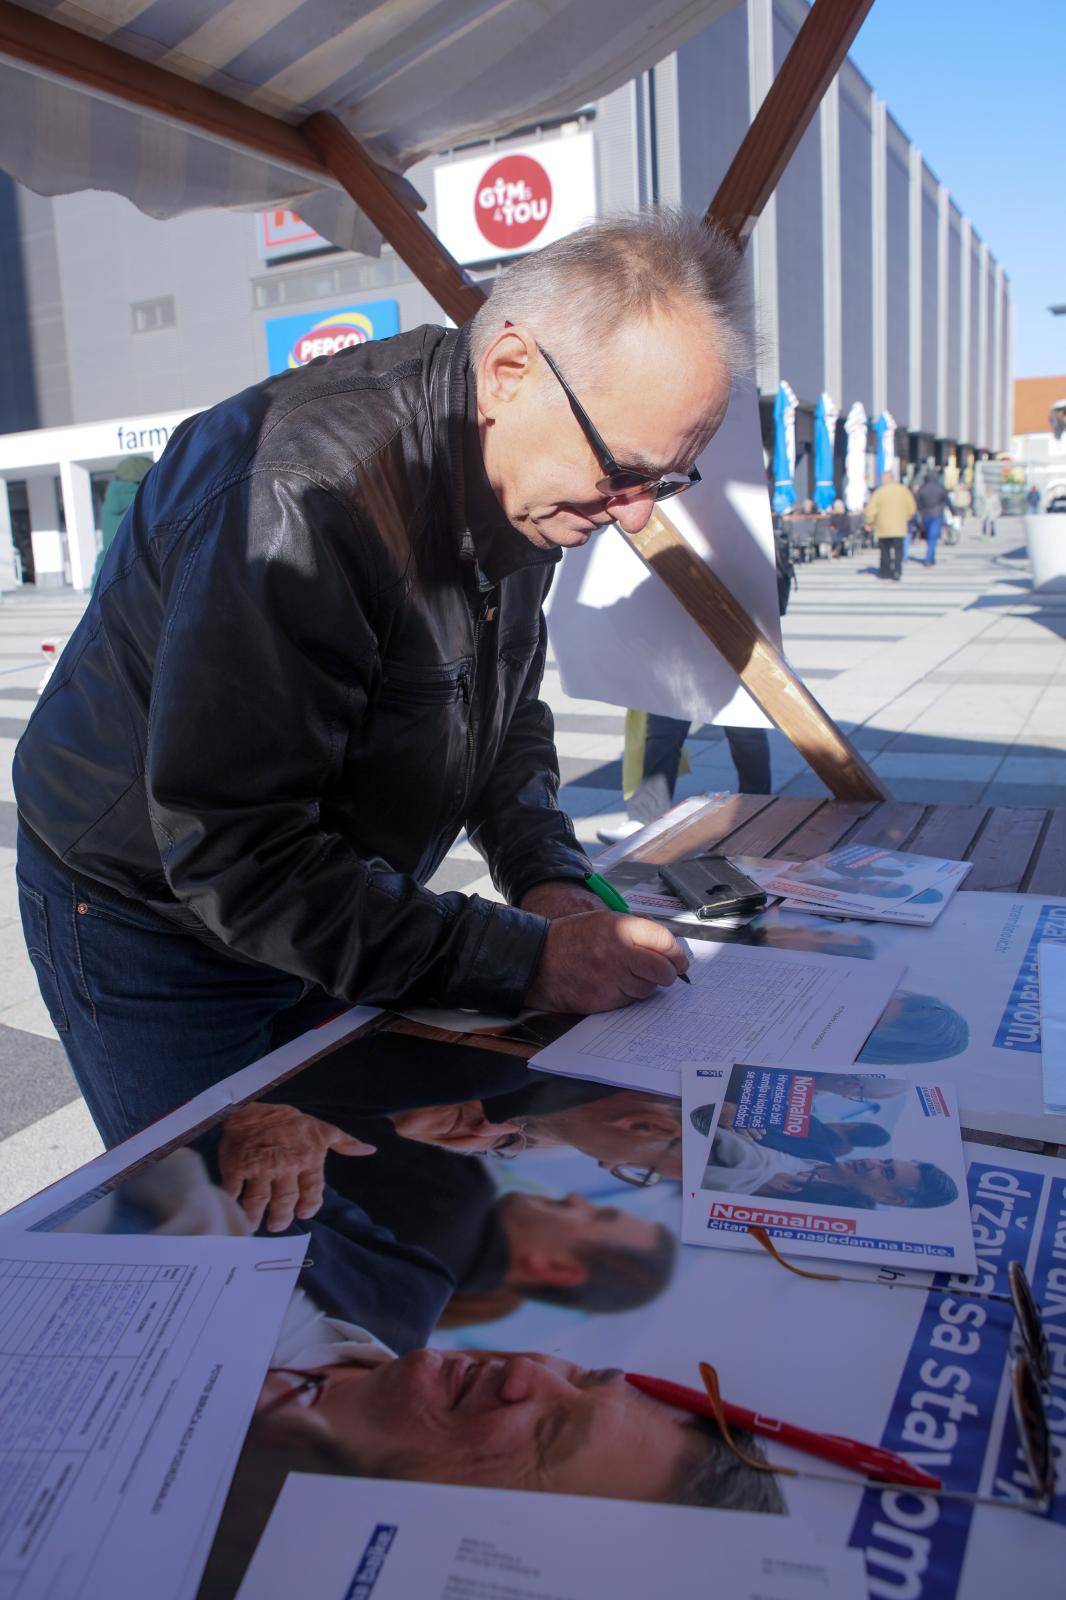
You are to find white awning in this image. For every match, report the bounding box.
[0,0,738,253]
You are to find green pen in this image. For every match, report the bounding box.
[583,872,691,982]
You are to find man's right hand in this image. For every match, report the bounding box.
[524,911,689,1014]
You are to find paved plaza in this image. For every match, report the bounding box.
[1,517,1063,1210]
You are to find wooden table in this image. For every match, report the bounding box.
[604,792,1066,897]
[390,790,1066,1160]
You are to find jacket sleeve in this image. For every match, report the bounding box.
[145,473,548,1013]
[464,608,592,906]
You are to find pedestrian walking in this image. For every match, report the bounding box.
[914,471,952,567]
[863,468,916,581]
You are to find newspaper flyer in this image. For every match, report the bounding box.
[760,848,971,927]
[3,1027,1062,1599]
[681,1064,976,1273]
[1039,941,1066,1115]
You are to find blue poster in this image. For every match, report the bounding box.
[264,300,401,375]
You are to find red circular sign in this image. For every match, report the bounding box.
[474,153,553,250]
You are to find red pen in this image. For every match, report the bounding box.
[625,1372,941,1490]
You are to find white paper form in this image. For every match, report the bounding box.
[236,1475,867,1600]
[530,941,906,1094]
[0,1230,306,1600]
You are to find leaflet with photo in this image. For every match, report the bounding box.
[237,1475,866,1600]
[760,846,971,925]
[681,1063,976,1274]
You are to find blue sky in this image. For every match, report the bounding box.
[848,0,1064,378]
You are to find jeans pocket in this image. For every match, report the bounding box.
[16,874,70,1033]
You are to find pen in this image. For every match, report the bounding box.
[583,874,691,982]
[624,1373,941,1489]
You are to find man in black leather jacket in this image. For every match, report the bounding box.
[13,211,741,1145]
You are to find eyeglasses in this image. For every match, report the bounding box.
[505,324,701,503]
[743,1225,1056,1512]
[610,1134,681,1188]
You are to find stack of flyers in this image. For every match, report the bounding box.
[756,845,971,926]
[680,1062,977,1274]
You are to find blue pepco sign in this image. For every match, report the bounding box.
[264,301,400,375]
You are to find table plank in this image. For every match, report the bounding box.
[1023,807,1066,896]
[715,795,826,857]
[768,799,874,860]
[845,802,928,849]
[964,807,1048,892]
[633,793,774,865]
[907,803,989,863]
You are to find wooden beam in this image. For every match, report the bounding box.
[303,115,484,327]
[706,0,875,244]
[618,509,889,801]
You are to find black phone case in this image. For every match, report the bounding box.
[659,855,768,920]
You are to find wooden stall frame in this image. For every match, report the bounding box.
[0,0,885,799]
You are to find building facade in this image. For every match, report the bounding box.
[0,0,1012,587]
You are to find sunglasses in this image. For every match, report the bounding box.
[503,324,701,503]
[743,1226,1056,1511]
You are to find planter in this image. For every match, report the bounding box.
[1024,513,1066,591]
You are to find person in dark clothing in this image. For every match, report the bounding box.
[914,473,952,567]
[14,213,754,1146]
[91,454,153,589]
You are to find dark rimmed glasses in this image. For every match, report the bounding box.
[504,323,701,503]
[744,1225,1057,1513]
[611,1134,681,1188]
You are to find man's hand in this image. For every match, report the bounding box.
[218,1101,375,1234]
[519,879,604,920]
[524,911,689,1014]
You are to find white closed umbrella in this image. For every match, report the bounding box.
[843,402,868,511]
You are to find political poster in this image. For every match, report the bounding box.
[2,1022,1061,1599]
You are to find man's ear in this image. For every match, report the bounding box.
[476,324,537,421]
[510,1247,585,1289]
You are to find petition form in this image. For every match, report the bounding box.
[531,941,905,1093]
[237,1475,866,1600]
[0,1231,305,1600]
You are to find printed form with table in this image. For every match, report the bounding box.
[1,814,1063,1600]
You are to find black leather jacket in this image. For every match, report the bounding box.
[14,326,591,1012]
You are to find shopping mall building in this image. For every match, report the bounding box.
[0,0,1012,589]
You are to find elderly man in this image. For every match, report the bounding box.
[14,211,746,1146]
[864,467,917,582]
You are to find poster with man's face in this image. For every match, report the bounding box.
[4,1015,1062,1600]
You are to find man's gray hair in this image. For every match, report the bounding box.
[469,208,752,387]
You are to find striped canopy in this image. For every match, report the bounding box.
[0,0,738,252]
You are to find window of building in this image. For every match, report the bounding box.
[251,252,414,310]
[131,295,176,333]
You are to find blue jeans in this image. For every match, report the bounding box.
[923,515,942,564]
[16,826,342,1148]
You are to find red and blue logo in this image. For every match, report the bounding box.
[265,300,400,375]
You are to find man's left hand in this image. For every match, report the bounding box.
[519,879,603,921]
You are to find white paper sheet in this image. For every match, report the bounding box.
[236,1475,867,1600]
[1038,941,1066,1113]
[0,1230,306,1600]
[530,941,906,1094]
[681,1064,977,1275]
